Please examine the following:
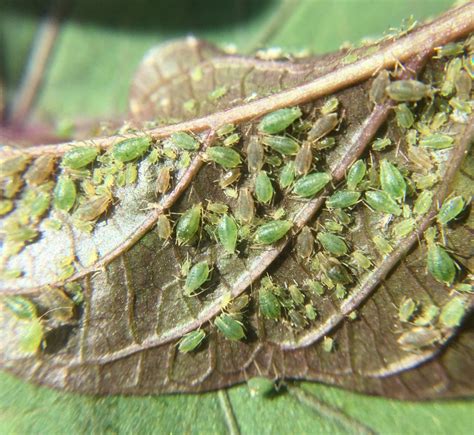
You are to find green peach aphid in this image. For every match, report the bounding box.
[184,261,210,296]
[372,137,392,151]
[278,161,296,189]
[247,377,275,398]
[262,135,300,155]
[419,133,454,149]
[326,190,360,209]
[296,226,314,258]
[235,188,255,224]
[216,123,235,137]
[178,329,206,353]
[257,107,302,134]
[223,133,241,147]
[317,232,348,257]
[170,132,199,150]
[392,218,416,239]
[322,336,334,352]
[346,159,366,190]
[413,190,434,216]
[385,79,431,102]
[246,136,264,173]
[414,304,439,326]
[398,297,417,323]
[395,103,414,129]
[0,154,30,176]
[3,296,37,320]
[24,155,55,185]
[307,113,338,141]
[288,284,305,305]
[254,171,274,204]
[350,250,372,270]
[320,97,339,115]
[217,214,238,254]
[206,146,241,168]
[157,215,172,240]
[62,146,98,169]
[373,234,393,256]
[437,195,465,225]
[254,220,292,245]
[365,190,402,215]
[434,42,464,58]
[369,70,390,105]
[380,160,406,200]
[288,309,307,328]
[214,313,245,341]
[304,279,325,296]
[156,166,172,194]
[294,142,313,176]
[259,287,281,319]
[176,204,201,245]
[292,172,331,198]
[219,168,241,188]
[397,327,441,351]
[439,297,466,328]
[0,199,13,216]
[113,136,151,162]
[426,242,457,285]
[305,304,317,321]
[74,194,112,222]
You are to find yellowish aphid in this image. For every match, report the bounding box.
[398,327,441,351]
[219,168,241,188]
[307,113,338,141]
[370,70,390,105]
[246,136,264,173]
[296,226,314,258]
[74,193,112,222]
[294,142,313,176]
[24,155,55,186]
[0,154,30,176]
[322,336,334,352]
[156,166,172,194]
[235,188,255,223]
[157,215,172,240]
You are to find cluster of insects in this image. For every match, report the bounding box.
[0,36,472,356]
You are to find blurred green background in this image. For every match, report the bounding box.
[1,1,472,434]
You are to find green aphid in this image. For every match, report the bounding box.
[307,113,339,141]
[292,172,331,198]
[373,234,393,256]
[217,214,238,254]
[262,135,300,155]
[62,146,98,169]
[247,377,275,398]
[254,171,274,204]
[372,137,392,151]
[65,282,84,305]
[279,161,296,189]
[254,220,292,245]
[24,155,55,186]
[112,136,151,162]
[419,133,454,150]
[176,204,201,245]
[304,279,325,296]
[184,261,210,296]
[0,154,30,176]
[385,79,431,102]
[219,168,241,188]
[5,224,37,243]
[288,309,307,328]
[227,295,250,318]
[413,190,433,216]
[392,218,415,239]
[305,304,317,321]
[335,283,346,299]
[431,112,448,130]
[216,123,235,137]
[0,199,13,216]
[247,136,265,173]
[441,57,462,96]
[395,103,414,129]
[157,215,172,240]
[413,173,438,190]
[380,160,406,200]
[206,146,241,168]
[332,208,352,225]
[321,97,339,115]
[317,232,348,257]
[30,190,51,219]
[453,283,473,293]
[398,298,417,323]
[455,70,472,100]
[259,287,281,319]
[398,327,441,351]
[3,296,37,320]
[223,133,241,147]
[178,329,206,353]
[414,304,439,326]
[326,190,360,209]
[435,42,464,58]
[427,243,457,285]
[235,188,255,223]
[156,166,172,194]
[125,164,138,185]
[170,132,199,151]
[2,174,23,198]
[207,202,228,214]
[437,195,465,225]
[439,297,466,328]
[74,194,112,222]
[214,313,245,341]
[296,226,314,258]
[294,142,313,176]
[328,263,352,285]
[17,318,44,355]
[322,336,334,352]
[288,284,305,305]
[208,85,228,101]
[324,220,343,233]
[350,250,372,270]
[265,155,282,167]
[257,107,302,134]
[314,137,336,150]
[369,70,390,105]
[346,160,366,190]
[365,190,402,216]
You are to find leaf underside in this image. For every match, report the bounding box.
[1,12,473,400]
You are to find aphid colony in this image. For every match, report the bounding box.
[1,40,472,355]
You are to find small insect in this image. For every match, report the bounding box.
[254,171,274,204]
[219,168,241,188]
[294,142,313,176]
[156,166,172,194]
[394,103,414,129]
[3,295,37,320]
[426,237,457,285]
[453,282,473,293]
[434,42,464,58]
[372,137,392,152]
[304,279,325,296]
[296,226,314,258]
[235,188,255,224]
[177,329,206,353]
[175,204,201,245]
[208,85,228,101]
[157,215,172,240]
[320,97,339,115]
[413,190,434,216]
[346,159,366,190]
[373,234,393,256]
[254,220,292,245]
[0,199,13,216]
[217,214,238,254]
[1,174,23,198]
[216,123,235,137]
[226,295,250,319]
[223,133,241,147]
[322,336,334,352]
[454,70,472,100]
[317,232,348,257]
[385,79,431,102]
[169,132,199,151]
[379,160,406,201]
[324,219,343,233]
[288,309,307,328]
[326,190,360,209]
[397,327,441,351]
[24,155,55,185]
[369,70,390,105]
[392,218,415,239]
[278,161,296,189]
[257,107,302,134]
[206,146,241,169]
[419,133,454,149]
[413,304,439,326]
[350,250,372,270]
[327,263,352,285]
[365,190,402,216]
[246,136,265,173]
[39,286,76,323]
[184,261,210,296]
[207,202,228,214]
[398,297,417,323]
[441,57,462,96]
[288,284,305,305]
[0,154,30,176]
[292,172,331,198]
[259,287,281,319]
[437,195,465,225]
[30,190,51,220]
[304,304,317,321]
[214,313,245,341]
[430,112,448,131]
[247,377,276,398]
[439,296,466,329]
[112,136,151,162]
[74,193,112,222]
[262,135,300,155]
[307,113,339,141]
[62,146,98,169]
[3,221,38,243]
